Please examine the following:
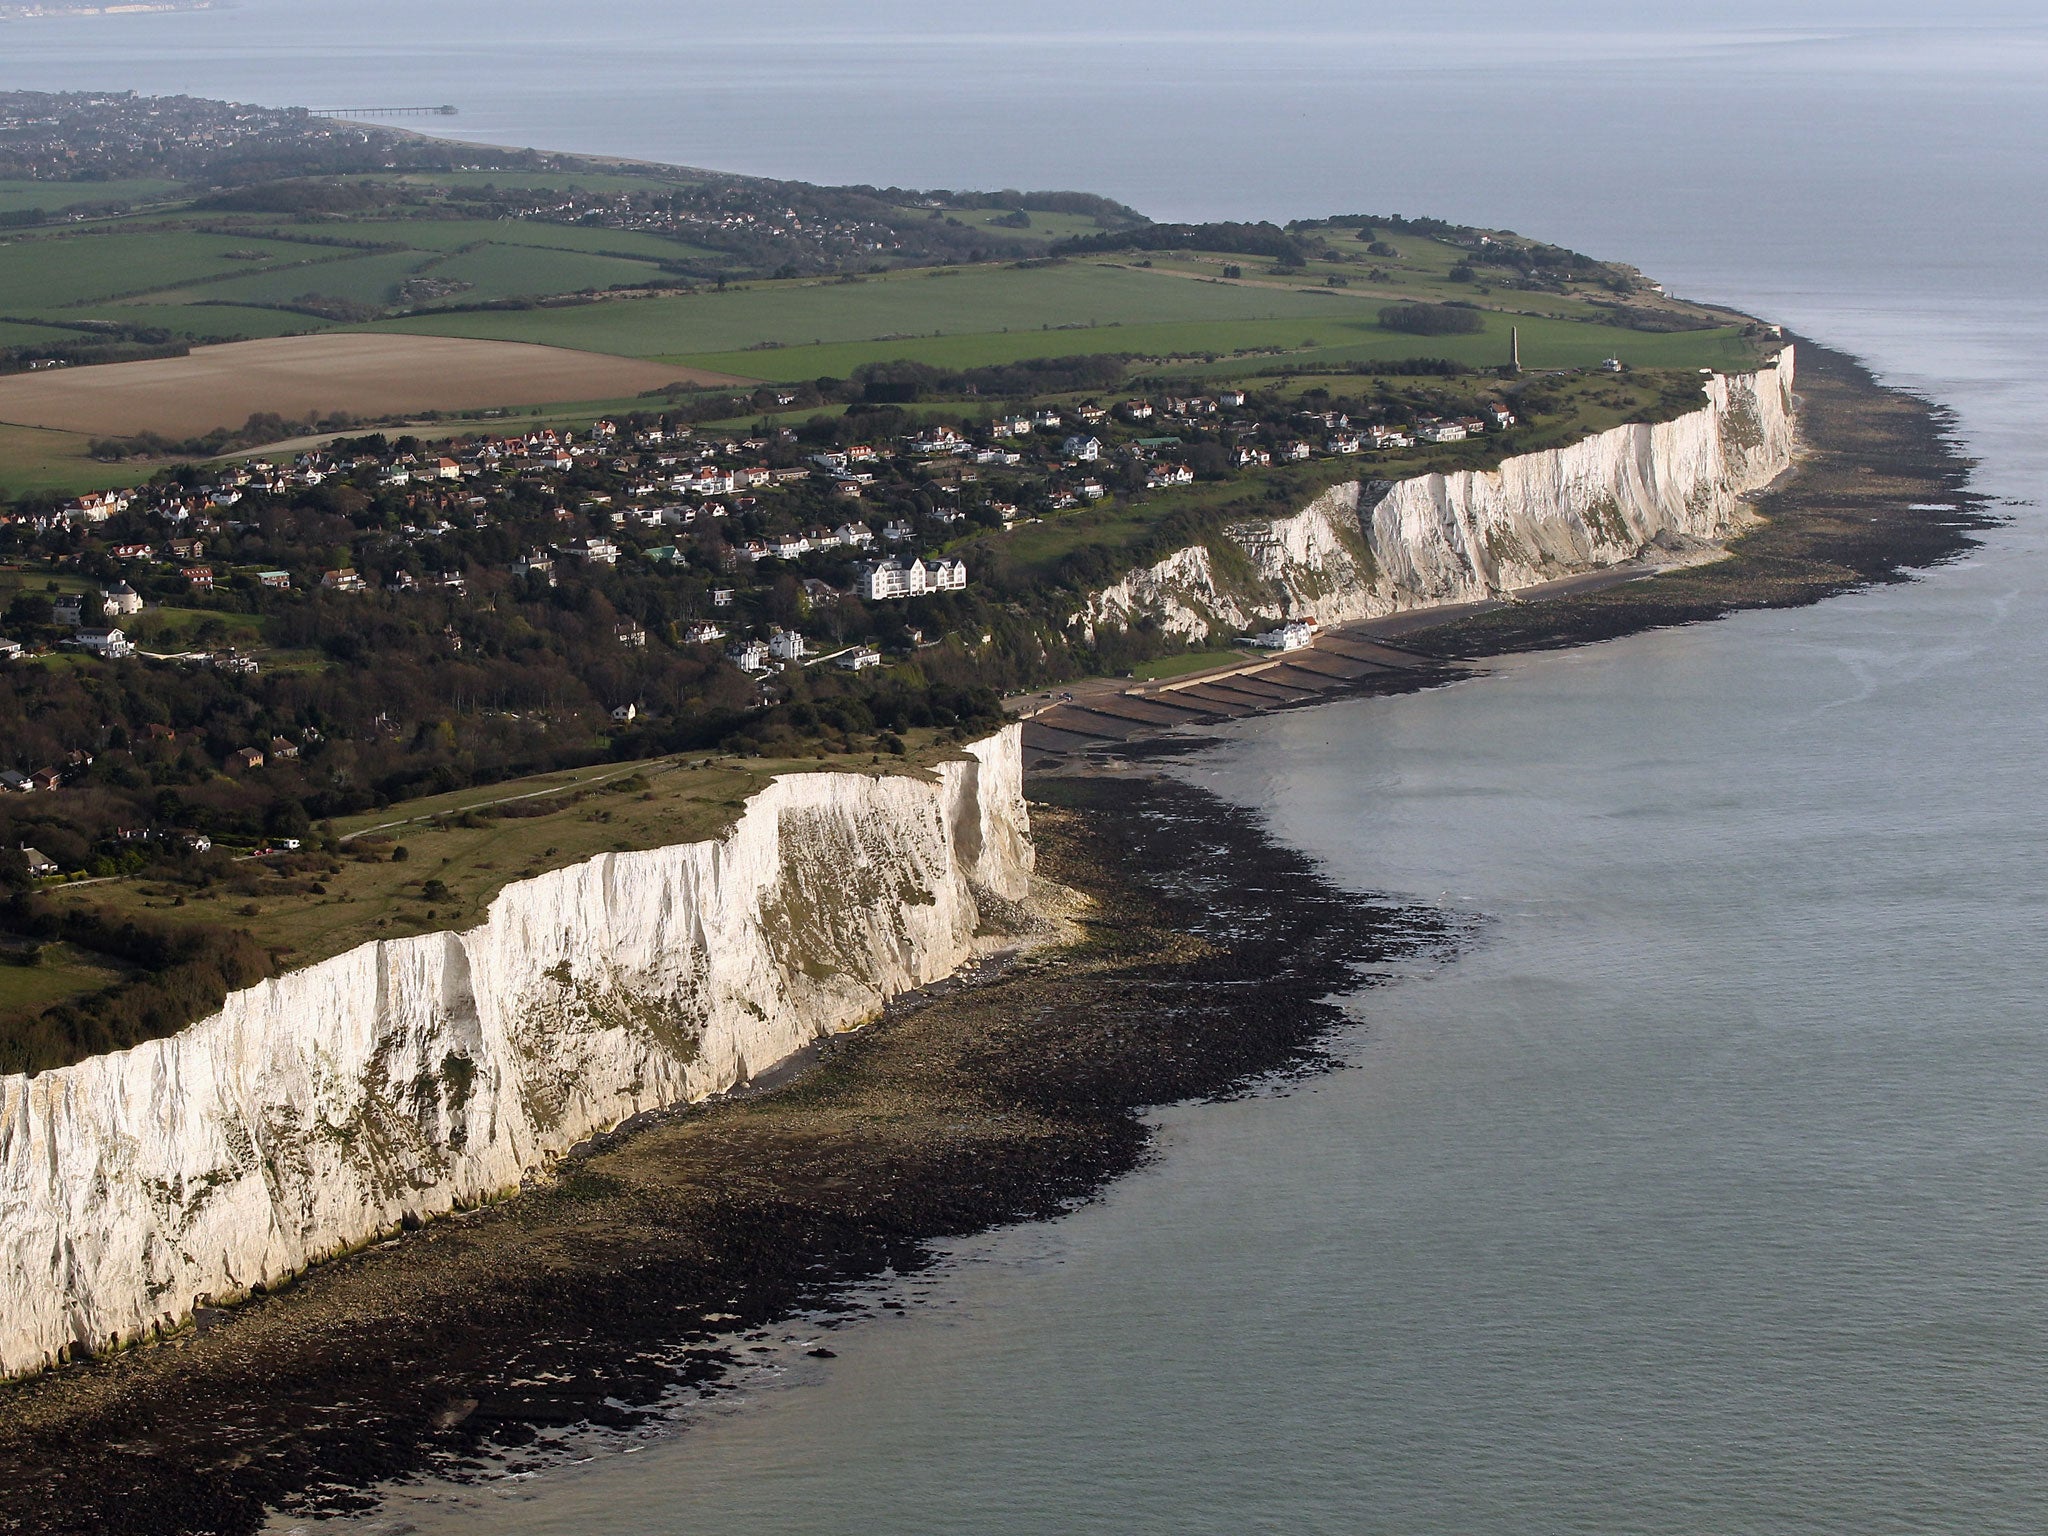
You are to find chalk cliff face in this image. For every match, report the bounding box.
[0,728,1032,1379]
[1086,350,1797,638]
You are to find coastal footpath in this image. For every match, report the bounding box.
[1087,349,1798,637]
[0,730,1032,1380]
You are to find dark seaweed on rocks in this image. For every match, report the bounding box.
[0,774,1460,1536]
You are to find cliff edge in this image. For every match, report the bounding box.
[0,727,1033,1379]
[1086,349,1798,638]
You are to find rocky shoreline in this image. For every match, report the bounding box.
[0,336,1991,1535]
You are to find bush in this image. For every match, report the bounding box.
[1378,302,1486,337]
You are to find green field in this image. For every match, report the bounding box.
[0,319,81,347]
[1133,648,1258,680]
[367,261,1350,356]
[57,302,320,340]
[278,216,718,264]
[0,423,155,496]
[0,229,336,312]
[0,178,185,215]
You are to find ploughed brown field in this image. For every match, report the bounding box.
[0,334,750,437]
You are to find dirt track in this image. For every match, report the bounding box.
[0,333,749,437]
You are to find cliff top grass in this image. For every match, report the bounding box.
[13,729,972,1045]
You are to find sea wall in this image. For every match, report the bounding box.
[0,728,1032,1379]
[1086,349,1798,638]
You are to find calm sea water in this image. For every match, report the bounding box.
[14,6,2048,1531]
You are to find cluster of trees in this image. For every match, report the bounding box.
[89,409,361,462]
[1054,220,1315,265]
[0,895,279,1074]
[1378,302,1487,337]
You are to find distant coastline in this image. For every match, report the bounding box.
[0,2,211,19]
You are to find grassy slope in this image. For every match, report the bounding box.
[364,261,1348,355]
[0,230,339,311]
[36,732,969,984]
[0,178,184,214]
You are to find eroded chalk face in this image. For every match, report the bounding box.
[0,727,1034,1379]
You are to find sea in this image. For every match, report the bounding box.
[10,4,2048,1530]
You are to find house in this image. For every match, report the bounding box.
[386,571,419,593]
[1249,619,1317,651]
[801,577,841,608]
[614,622,648,648]
[770,532,810,559]
[1078,481,1107,501]
[833,522,875,548]
[860,556,929,601]
[991,414,1032,438]
[1120,400,1155,421]
[1147,463,1196,489]
[52,594,88,627]
[0,639,20,662]
[564,537,620,565]
[1415,421,1468,444]
[1235,446,1272,467]
[1602,356,1625,372]
[881,518,916,542]
[225,746,266,772]
[182,566,215,591]
[19,847,58,878]
[268,737,300,761]
[712,587,735,608]
[1327,434,1364,456]
[728,639,770,672]
[71,629,134,659]
[432,457,462,480]
[910,426,966,456]
[512,551,556,586]
[1061,435,1103,462]
[1281,441,1313,463]
[30,768,61,793]
[610,703,639,723]
[1368,425,1413,449]
[321,568,366,592]
[923,556,968,592]
[1218,389,1248,408]
[1488,404,1518,429]
[837,646,882,672]
[109,543,153,562]
[682,620,727,645]
[258,570,291,589]
[768,628,807,661]
[0,770,32,793]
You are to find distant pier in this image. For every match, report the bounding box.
[310,105,458,118]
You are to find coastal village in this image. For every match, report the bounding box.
[1,383,1520,709]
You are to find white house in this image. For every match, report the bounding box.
[836,646,882,671]
[728,639,770,672]
[101,582,143,616]
[20,847,58,877]
[1249,620,1317,651]
[71,628,135,659]
[1061,435,1103,462]
[860,557,929,600]
[610,703,639,723]
[768,629,807,661]
[683,620,727,645]
[52,594,89,627]
[924,556,968,592]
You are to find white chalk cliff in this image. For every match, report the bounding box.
[0,728,1032,1378]
[1086,349,1798,638]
